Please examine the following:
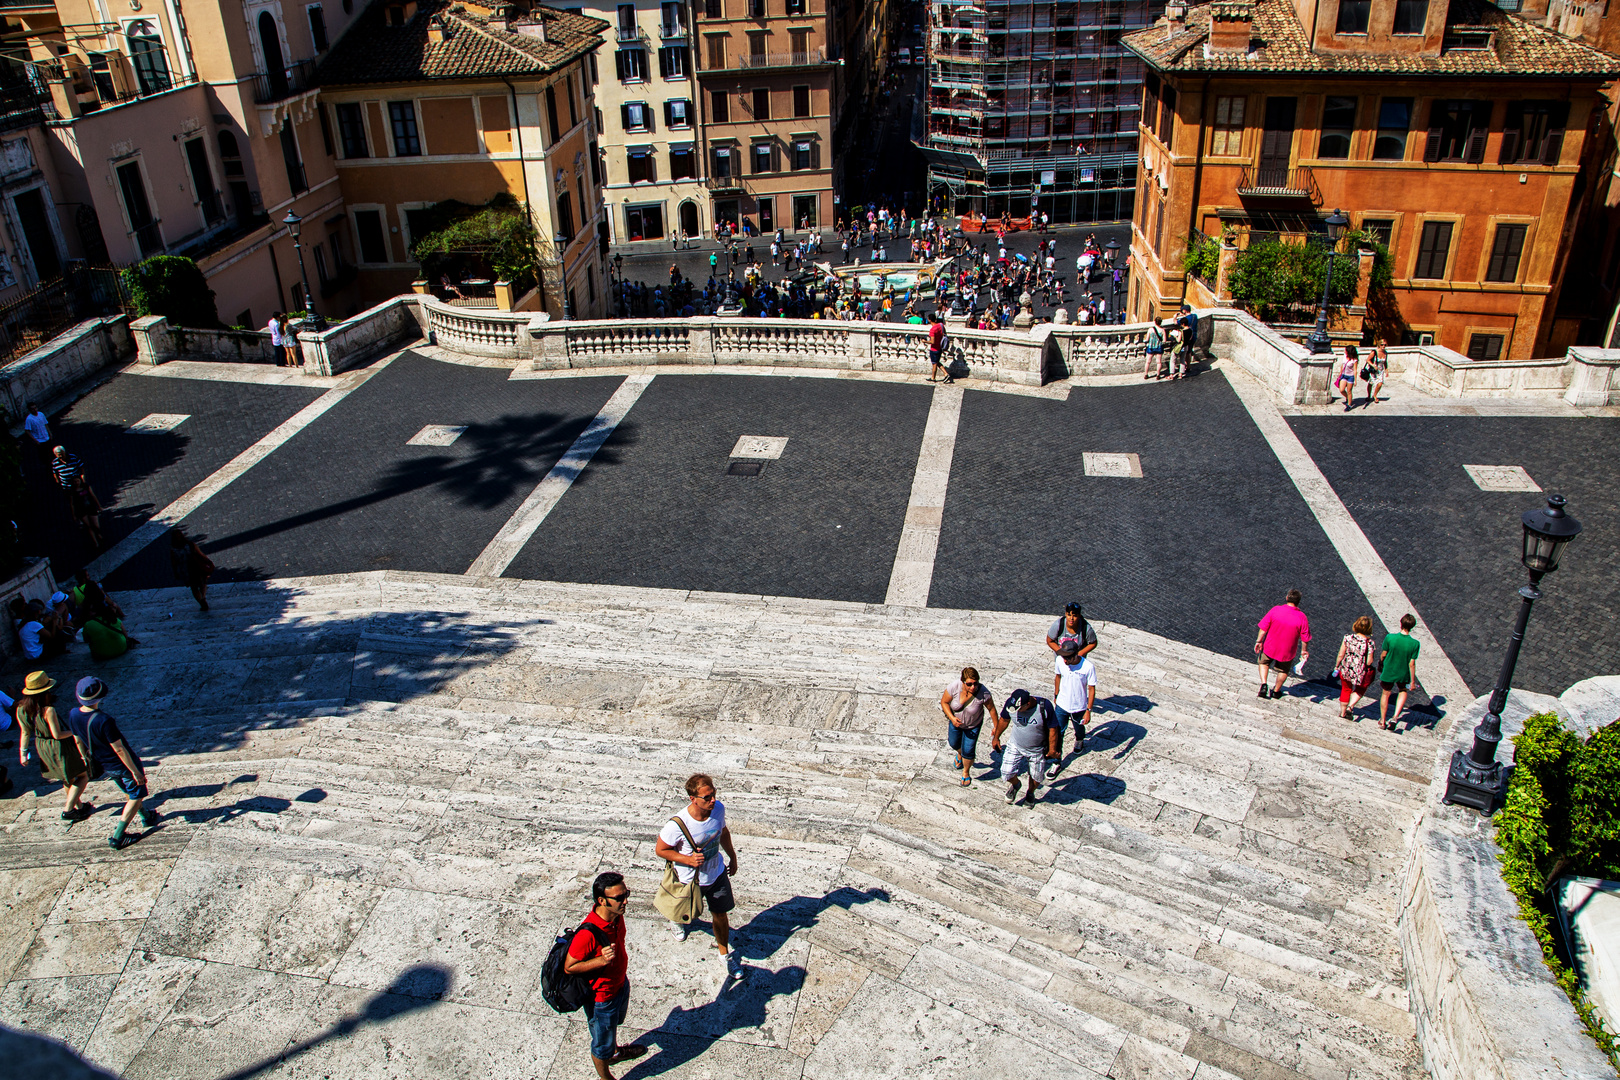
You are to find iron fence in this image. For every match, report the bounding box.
[0,267,133,369]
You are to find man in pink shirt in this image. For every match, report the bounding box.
[1254,589,1310,699]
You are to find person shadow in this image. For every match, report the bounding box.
[621,887,889,1079]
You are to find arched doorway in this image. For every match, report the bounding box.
[259,13,288,97]
[679,200,699,241]
[126,21,170,94]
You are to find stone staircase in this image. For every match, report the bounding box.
[0,572,1435,1080]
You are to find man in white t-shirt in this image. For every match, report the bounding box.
[655,773,741,976]
[1052,640,1097,774]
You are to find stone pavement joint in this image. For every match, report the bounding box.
[465,373,653,578]
[886,383,963,607]
[1218,359,1473,712]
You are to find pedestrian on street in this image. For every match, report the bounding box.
[69,474,104,549]
[1046,601,1097,660]
[1377,614,1421,730]
[67,676,158,849]
[654,773,743,975]
[1165,320,1186,379]
[1255,588,1311,699]
[1052,641,1096,770]
[22,402,51,468]
[941,667,994,787]
[51,445,86,493]
[168,528,215,611]
[277,313,299,367]
[16,671,92,822]
[710,251,719,275]
[564,871,646,1080]
[993,689,1058,805]
[926,313,952,383]
[1332,615,1378,720]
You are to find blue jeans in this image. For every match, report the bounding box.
[947,723,981,762]
[1052,706,1086,758]
[584,983,629,1061]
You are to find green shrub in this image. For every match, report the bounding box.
[1181,233,1220,283]
[1227,229,1395,325]
[122,256,219,328]
[1496,711,1620,1071]
[410,193,539,295]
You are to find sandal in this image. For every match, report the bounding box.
[959,776,971,787]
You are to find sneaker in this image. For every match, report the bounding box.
[671,921,689,941]
[725,952,746,978]
[1005,783,1019,804]
[139,808,159,828]
[1258,685,1270,699]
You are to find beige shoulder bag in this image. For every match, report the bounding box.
[653,816,703,925]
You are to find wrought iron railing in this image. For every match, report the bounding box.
[1236,165,1319,202]
[251,59,317,104]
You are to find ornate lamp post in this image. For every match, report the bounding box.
[1105,238,1122,321]
[282,210,325,331]
[1306,208,1350,355]
[1443,494,1584,812]
[553,233,572,320]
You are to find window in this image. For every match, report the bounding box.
[127,20,171,95]
[753,87,770,118]
[1361,218,1394,246]
[336,103,368,157]
[1335,0,1369,33]
[659,45,689,78]
[1467,333,1504,360]
[789,28,809,58]
[402,207,433,256]
[1373,97,1412,160]
[705,0,722,16]
[713,144,733,176]
[1158,85,1176,143]
[1318,96,1355,158]
[627,147,655,182]
[557,191,574,239]
[314,244,329,285]
[280,123,306,192]
[752,141,773,173]
[787,0,805,12]
[353,208,389,262]
[748,0,765,16]
[567,74,578,128]
[750,31,766,59]
[622,101,650,130]
[793,84,810,117]
[389,101,421,155]
[1413,220,1453,279]
[308,4,329,50]
[1393,0,1427,33]
[792,139,812,170]
[661,1,684,33]
[616,48,648,81]
[316,101,334,156]
[183,138,222,223]
[616,3,636,37]
[1211,95,1244,155]
[707,35,727,68]
[1425,100,1486,163]
[546,85,562,143]
[1500,101,1569,165]
[664,98,691,127]
[670,144,695,178]
[712,88,729,122]
[1485,223,1528,282]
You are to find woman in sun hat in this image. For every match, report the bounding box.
[16,671,92,821]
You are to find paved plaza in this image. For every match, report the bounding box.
[2,346,1617,1079]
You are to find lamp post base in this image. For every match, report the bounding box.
[1441,748,1507,812]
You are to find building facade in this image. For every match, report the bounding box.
[316,0,610,317]
[919,0,1165,223]
[692,0,841,234]
[1123,0,1620,359]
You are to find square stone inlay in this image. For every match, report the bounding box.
[1463,464,1541,492]
[407,425,468,447]
[127,413,190,434]
[1082,452,1143,478]
[730,435,788,459]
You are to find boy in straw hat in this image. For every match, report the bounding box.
[66,676,157,849]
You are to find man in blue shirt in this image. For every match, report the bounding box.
[66,677,158,849]
[1175,304,1199,377]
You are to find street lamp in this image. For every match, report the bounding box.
[553,232,572,320]
[1105,238,1122,322]
[282,210,325,331]
[1306,208,1350,355]
[1443,494,1584,812]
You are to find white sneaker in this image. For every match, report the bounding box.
[671,922,689,941]
[1004,783,1019,804]
[724,952,745,978]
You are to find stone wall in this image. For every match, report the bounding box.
[131,317,278,366]
[299,297,425,376]
[0,317,130,421]
[0,557,57,664]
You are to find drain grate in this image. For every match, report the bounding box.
[726,460,765,476]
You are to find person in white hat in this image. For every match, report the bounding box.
[66,676,157,849]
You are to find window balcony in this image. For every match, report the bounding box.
[252,58,316,104]
[733,47,826,69]
[1236,165,1319,202]
[660,22,687,38]
[617,25,643,42]
[705,173,746,192]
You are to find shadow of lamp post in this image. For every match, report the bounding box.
[1443,494,1583,812]
[1306,208,1350,355]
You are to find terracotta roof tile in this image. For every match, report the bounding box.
[1123,0,1620,78]
[317,0,609,86]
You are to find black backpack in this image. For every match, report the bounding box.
[541,920,608,1014]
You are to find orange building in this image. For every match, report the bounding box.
[316,0,609,317]
[1122,0,1620,359]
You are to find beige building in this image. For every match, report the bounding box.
[12,0,366,325]
[316,0,610,317]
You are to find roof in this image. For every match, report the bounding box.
[1122,0,1620,78]
[317,0,609,87]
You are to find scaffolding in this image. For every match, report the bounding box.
[918,0,1162,222]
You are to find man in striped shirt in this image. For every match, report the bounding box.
[51,446,86,492]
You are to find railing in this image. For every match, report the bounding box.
[659,22,687,38]
[616,25,643,41]
[1236,165,1319,202]
[133,222,165,259]
[0,79,50,135]
[0,266,132,370]
[705,174,745,192]
[421,296,535,359]
[734,47,827,69]
[252,58,317,105]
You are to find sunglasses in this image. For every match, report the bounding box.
[695,792,718,803]
[605,890,631,903]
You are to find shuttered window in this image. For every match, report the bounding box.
[1413,220,1453,279]
[1484,224,1527,283]
[1211,96,1244,155]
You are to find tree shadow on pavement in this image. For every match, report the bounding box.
[0,1024,119,1080]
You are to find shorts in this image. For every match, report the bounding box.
[698,872,736,915]
[929,348,943,364]
[1257,653,1296,671]
[102,763,148,801]
[1380,680,1410,693]
[947,723,980,761]
[1001,745,1049,784]
[583,983,629,1061]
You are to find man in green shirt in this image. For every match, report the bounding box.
[1378,613,1421,731]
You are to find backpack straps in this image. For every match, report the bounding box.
[669,815,699,851]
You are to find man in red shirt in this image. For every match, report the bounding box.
[927,314,953,383]
[565,872,645,1079]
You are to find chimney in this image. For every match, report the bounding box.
[1208,0,1253,53]
[1165,2,1187,31]
[427,15,448,41]
[512,14,548,40]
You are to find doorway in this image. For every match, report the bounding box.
[679,200,700,240]
[12,189,60,280]
[757,196,774,234]
[183,138,223,224]
[260,13,288,97]
[1258,98,1296,187]
[792,194,817,230]
[625,204,664,241]
[714,199,739,227]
